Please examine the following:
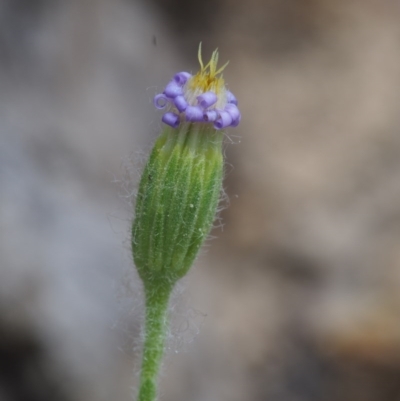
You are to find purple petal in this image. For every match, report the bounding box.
[153,93,169,109]
[185,106,204,122]
[214,110,233,130]
[173,72,192,86]
[226,90,238,105]
[203,110,218,122]
[197,91,218,108]
[164,80,183,98]
[224,104,240,121]
[162,112,180,128]
[174,95,188,112]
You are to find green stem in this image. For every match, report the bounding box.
[137,282,173,401]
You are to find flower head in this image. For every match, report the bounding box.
[154,44,240,130]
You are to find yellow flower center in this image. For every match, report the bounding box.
[187,43,229,97]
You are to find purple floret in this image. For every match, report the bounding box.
[230,113,241,127]
[174,95,188,112]
[203,110,219,122]
[173,72,192,85]
[197,91,218,109]
[225,104,240,121]
[185,106,204,122]
[162,112,180,128]
[214,110,232,130]
[226,90,238,105]
[154,94,168,109]
[164,80,183,98]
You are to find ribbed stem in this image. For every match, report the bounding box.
[137,282,173,401]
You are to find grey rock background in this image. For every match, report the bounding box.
[1,0,400,400]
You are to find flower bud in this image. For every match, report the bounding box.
[132,44,240,288]
[132,123,223,285]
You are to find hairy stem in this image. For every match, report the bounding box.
[137,282,173,401]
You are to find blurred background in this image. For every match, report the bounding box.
[2,0,400,400]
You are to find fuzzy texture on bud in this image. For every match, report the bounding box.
[132,123,223,286]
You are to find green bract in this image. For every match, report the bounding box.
[132,123,223,287]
